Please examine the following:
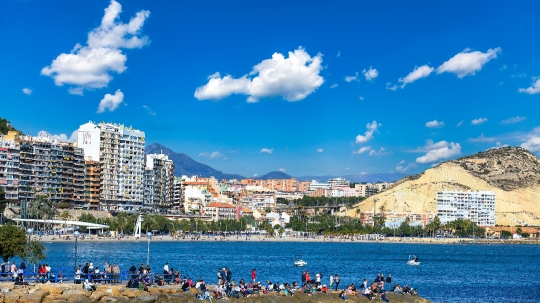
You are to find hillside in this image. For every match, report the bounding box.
[0,118,18,135]
[256,171,292,180]
[145,143,245,180]
[346,146,540,226]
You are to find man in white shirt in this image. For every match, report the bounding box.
[163,262,169,274]
[330,274,335,288]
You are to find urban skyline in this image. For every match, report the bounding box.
[3,1,540,177]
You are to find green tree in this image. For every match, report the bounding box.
[516,227,523,235]
[278,227,285,237]
[0,224,44,263]
[501,230,512,239]
[0,187,8,217]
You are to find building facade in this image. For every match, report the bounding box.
[84,157,101,210]
[78,122,145,211]
[143,153,175,210]
[436,190,496,226]
[204,202,236,221]
[0,136,19,202]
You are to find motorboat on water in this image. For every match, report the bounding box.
[407,255,420,266]
[294,254,307,267]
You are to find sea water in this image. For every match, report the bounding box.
[34,240,540,303]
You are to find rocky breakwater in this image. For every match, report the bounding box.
[0,282,432,303]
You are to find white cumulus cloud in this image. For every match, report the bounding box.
[194,47,324,102]
[97,89,124,113]
[456,120,464,127]
[425,120,445,128]
[37,130,78,142]
[344,72,359,82]
[521,137,540,153]
[519,78,540,95]
[356,121,382,144]
[22,88,32,95]
[415,140,461,164]
[436,47,501,78]
[369,147,389,156]
[388,65,434,90]
[261,148,273,154]
[330,84,338,89]
[353,146,372,155]
[279,168,286,172]
[396,160,416,173]
[317,148,323,153]
[363,67,378,81]
[41,0,150,94]
[501,116,526,124]
[471,117,488,125]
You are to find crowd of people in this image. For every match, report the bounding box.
[1,258,419,301]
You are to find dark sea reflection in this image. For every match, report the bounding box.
[32,241,540,303]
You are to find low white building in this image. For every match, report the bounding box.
[265,212,291,227]
[436,190,495,226]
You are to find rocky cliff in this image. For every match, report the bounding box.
[346,147,540,226]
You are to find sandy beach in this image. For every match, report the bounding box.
[34,234,539,245]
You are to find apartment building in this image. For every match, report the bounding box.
[0,136,19,202]
[84,157,100,210]
[78,121,145,211]
[204,202,236,221]
[436,190,496,226]
[240,178,311,193]
[240,186,276,211]
[354,182,391,197]
[173,177,183,210]
[143,153,175,210]
[16,133,85,209]
[328,177,350,187]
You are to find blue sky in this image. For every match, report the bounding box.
[2,0,540,177]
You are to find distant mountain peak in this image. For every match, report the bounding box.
[145,143,245,180]
[255,171,292,180]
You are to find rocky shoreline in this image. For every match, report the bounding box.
[0,282,433,303]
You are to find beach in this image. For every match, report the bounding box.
[34,233,540,245]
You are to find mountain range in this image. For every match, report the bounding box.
[145,143,405,182]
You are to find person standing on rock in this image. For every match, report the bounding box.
[251,268,256,282]
[301,271,306,286]
[19,260,26,277]
[305,271,311,284]
[330,274,335,288]
[163,262,169,274]
[334,274,340,290]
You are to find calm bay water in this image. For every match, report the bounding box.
[33,240,540,303]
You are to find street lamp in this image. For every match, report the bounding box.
[146,232,153,266]
[73,230,80,276]
[25,228,33,274]
[26,228,34,244]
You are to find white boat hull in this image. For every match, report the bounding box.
[294,260,307,267]
[407,260,420,266]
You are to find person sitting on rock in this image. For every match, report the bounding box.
[363,288,374,301]
[339,290,348,301]
[393,284,404,294]
[380,291,390,302]
[83,279,96,291]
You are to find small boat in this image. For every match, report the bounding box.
[407,255,420,266]
[294,254,307,267]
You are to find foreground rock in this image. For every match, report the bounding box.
[0,282,432,303]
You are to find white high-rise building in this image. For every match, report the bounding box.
[436,190,496,226]
[78,121,145,211]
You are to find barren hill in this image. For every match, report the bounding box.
[346,147,540,226]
